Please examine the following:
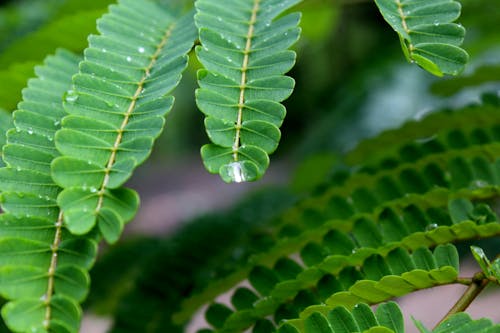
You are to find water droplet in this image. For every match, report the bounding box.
[65,89,79,103]
[473,180,488,188]
[425,223,438,231]
[226,162,246,183]
[126,56,132,62]
[54,120,60,126]
[27,127,33,135]
[138,46,145,53]
[102,48,107,53]
[90,187,97,193]
[226,56,233,63]
[16,166,21,171]
[217,16,222,22]
[39,294,47,301]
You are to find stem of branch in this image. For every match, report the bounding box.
[435,272,490,328]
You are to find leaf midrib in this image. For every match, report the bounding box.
[232,0,260,161]
[94,23,176,214]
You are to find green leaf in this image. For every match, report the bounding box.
[280,303,402,333]
[2,295,80,333]
[195,0,302,182]
[0,49,98,333]
[304,312,333,333]
[374,0,469,76]
[52,0,197,242]
[375,302,404,333]
[414,312,500,333]
[470,246,492,277]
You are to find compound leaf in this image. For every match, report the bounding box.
[51,0,197,242]
[195,0,302,182]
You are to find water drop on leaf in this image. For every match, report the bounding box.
[64,89,79,103]
[425,223,438,231]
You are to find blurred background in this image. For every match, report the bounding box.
[0,0,499,332]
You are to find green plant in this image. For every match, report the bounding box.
[0,0,499,332]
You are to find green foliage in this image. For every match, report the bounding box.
[414,312,500,333]
[0,0,498,333]
[195,0,301,182]
[51,0,196,242]
[0,50,97,333]
[280,302,403,333]
[374,0,468,76]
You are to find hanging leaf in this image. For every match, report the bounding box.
[0,50,97,333]
[374,0,469,76]
[51,0,197,242]
[195,0,302,182]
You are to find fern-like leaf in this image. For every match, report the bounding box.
[0,50,97,333]
[279,302,403,333]
[51,0,197,242]
[374,0,469,76]
[199,244,460,332]
[414,312,500,333]
[195,0,302,182]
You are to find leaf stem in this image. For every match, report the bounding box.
[95,23,174,213]
[232,0,260,161]
[435,271,490,328]
[44,211,64,329]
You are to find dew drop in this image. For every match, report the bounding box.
[27,127,33,135]
[225,162,246,183]
[90,187,97,193]
[425,223,438,231]
[226,56,233,63]
[126,56,132,62]
[54,120,60,126]
[102,48,107,53]
[138,46,145,53]
[64,89,79,103]
[217,16,222,22]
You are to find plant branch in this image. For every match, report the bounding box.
[435,272,490,328]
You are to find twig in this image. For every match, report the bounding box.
[435,272,490,328]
